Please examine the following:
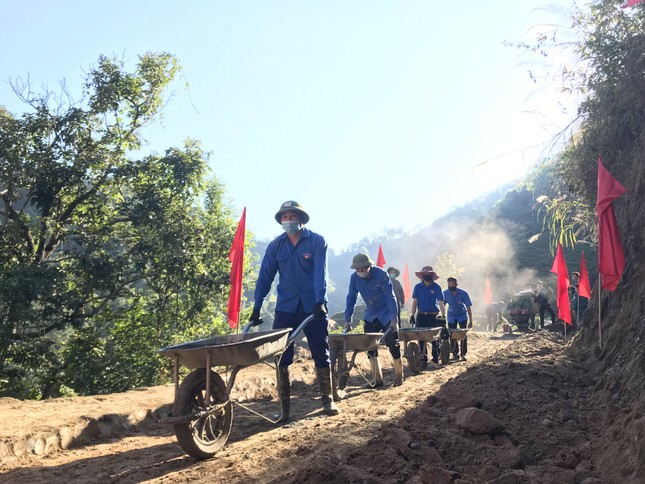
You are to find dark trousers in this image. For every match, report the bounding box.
[365,319,401,359]
[416,313,442,364]
[274,303,330,368]
[538,303,556,328]
[448,320,467,356]
[571,297,589,328]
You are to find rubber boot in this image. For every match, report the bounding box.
[276,365,290,423]
[369,356,384,388]
[315,367,340,416]
[392,358,404,387]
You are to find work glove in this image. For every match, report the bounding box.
[344,321,352,333]
[389,318,398,331]
[312,302,328,319]
[249,309,262,326]
[409,315,415,326]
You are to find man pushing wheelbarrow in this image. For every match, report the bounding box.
[443,277,473,360]
[409,266,446,366]
[249,200,339,422]
[343,253,404,387]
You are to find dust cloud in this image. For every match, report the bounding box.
[329,217,537,317]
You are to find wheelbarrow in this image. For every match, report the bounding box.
[158,315,314,459]
[329,332,384,401]
[399,327,442,374]
[443,328,470,364]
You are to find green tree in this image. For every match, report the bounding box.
[0,53,246,398]
[433,252,463,289]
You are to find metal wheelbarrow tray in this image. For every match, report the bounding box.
[399,327,442,342]
[329,332,384,352]
[159,329,292,369]
[449,328,469,341]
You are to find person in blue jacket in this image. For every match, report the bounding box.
[250,200,338,421]
[443,277,473,360]
[409,266,446,366]
[344,253,403,387]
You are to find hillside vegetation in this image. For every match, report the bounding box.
[0,54,246,399]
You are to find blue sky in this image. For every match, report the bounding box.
[1,0,577,251]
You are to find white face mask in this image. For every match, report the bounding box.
[281,220,302,234]
[356,270,369,278]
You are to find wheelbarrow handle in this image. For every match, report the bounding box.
[378,327,392,346]
[242,314,314,345]
[286,314,315,348]
[241,317,264,334]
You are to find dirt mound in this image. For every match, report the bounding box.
[280,333,639,484]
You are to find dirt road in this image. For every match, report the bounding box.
[0,331,624,483]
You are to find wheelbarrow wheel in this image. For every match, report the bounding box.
[404,342,423,374]
[173,368,232,460]
[440,339,451,365]
[331,349,348,401]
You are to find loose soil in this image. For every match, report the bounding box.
[0,330,637,483]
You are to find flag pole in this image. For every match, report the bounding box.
[598,273,602,349]
[564,315,567,343]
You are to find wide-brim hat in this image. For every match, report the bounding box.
[415,265,439,281]
[274,200,310,224]
[351,253,374,269]
[386,266,400,278]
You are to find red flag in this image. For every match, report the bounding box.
[402,262,412,302]
[376,244,386,268]
[578,251,591,299]
[227,208,246,329]
[484,276,492,305]
[550,243,572,325]
[622,0,645,8]
[597,157,627,291]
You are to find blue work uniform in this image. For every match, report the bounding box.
[443,287,472,357]
[412,281,444,314]
[412,281,444,363]
[443,288,472,324]
[253,228,330,367]
[345,266,400,359]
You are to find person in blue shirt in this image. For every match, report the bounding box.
[250,200,338,421]
[443,277,473,360]
[409,266,445,366]
[344,253,404,387]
